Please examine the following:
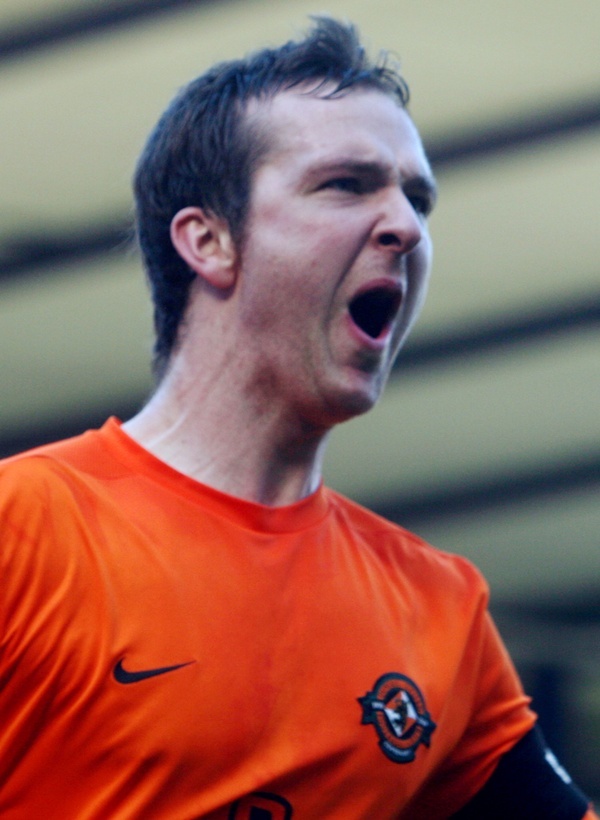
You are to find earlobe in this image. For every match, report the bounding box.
[170,206,237,291]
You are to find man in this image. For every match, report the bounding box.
[0,17,596,819]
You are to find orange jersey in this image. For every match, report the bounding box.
[0,419,536,819]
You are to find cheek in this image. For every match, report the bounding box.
[411,234,433,288]
[237,240,324,335]
[405,238,433,315]
[240,218,336,304]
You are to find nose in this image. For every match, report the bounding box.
[374,190,423,255]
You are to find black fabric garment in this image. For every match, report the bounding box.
[451,725,589,819]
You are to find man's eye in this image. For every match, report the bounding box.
[408,194,433,217]
[322,177,362,194]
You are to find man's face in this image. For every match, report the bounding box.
[234,86,436,428]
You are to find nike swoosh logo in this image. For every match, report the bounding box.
[113,658,195,684]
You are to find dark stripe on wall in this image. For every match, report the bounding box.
[0,0,214,63]
[372,448,600,528]
[396,295,600,372]
[0,223,133,282]
[1,92,599,283]
[0,398,144,459]
[1,233,598,373]
[2,400,598,522]
[427,95,600,167]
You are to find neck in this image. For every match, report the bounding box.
[123,356,331,507]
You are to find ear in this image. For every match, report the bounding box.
[170,206,237,291]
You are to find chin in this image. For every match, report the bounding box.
[301,366,389,428]
[322,382,383,426]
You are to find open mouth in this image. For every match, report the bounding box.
[349,286,402,339]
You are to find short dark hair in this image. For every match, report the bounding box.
[133,16,410,380]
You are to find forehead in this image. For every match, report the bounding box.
[249,87,431,180]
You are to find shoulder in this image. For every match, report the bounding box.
[0,448,84,557]
[0,434,93,510]
[0,422,119,502]
[0,426,117,568]
[324,487,488,600]
[0,450,72,520]
[0,428,125,624]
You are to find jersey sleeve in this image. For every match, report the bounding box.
[0,456,94,782]
[406,558,595,819]
[452,607,538,778]
[0,457,53,634]
[404,562,538,817]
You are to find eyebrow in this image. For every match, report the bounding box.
[307,158,389,182]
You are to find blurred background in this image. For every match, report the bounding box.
[1,0,598,795]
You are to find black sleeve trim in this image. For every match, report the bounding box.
[450,725,590,819]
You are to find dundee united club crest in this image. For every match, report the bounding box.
[358,672,436,763]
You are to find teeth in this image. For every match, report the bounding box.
[349,288,400,338]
